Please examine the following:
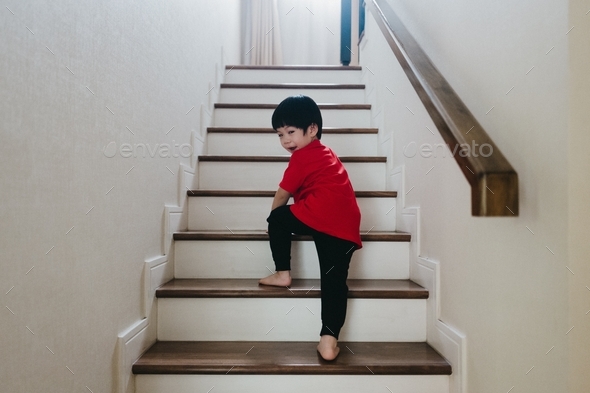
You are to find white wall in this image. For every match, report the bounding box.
[568,0,590,390]
[360,0,584,391]
[0,1,241,392]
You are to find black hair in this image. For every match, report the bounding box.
[271,95,323,139]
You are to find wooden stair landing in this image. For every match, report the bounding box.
[132,341,451,375]
[156,279,428,299]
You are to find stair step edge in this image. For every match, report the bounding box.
[220,83,365,89]
[132,341,451,375]
[156,279,427,299]
[215,103,371,110]
[225,65,363,71]
[207,127,378,134]
[198,155,386,163]
[173,231,410,242]
[187,190,397,198]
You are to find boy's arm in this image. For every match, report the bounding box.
[271,187,292,211]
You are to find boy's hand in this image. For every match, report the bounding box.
[271,187,292,211]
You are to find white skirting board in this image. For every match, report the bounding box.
[163,161,194,256]
[116,255,171,393]
[194,105,209,170]
[399,206,467,393]
[115,44,218,389]
[116,318,153,393]
[415,255,466,393]
[115,161,196,393]
[115,179,192,392]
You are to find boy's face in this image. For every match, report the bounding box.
[276,124,318,154]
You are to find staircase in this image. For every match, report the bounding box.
[132,65,452,393]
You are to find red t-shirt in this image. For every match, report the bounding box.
[279,139,362,249]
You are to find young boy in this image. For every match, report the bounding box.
[259,95,362,361]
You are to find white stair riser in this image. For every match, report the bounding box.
[198,162,386,191]
[174,240,409,279]
[214,108,371,128]
[219,88,365,104]
[224,69,363,84]
[157,298,426,342]
[136,375,449,393]
[135,374,449,393]
[188,197,396,232]
[207,132,378,156]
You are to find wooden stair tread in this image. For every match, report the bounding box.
[198,155,386,163]
[156,279,427,299]
[215,103,371,110]
[173,230,410,242]
[186,190,397,198]
[225,65,362,71]
[207,127,378,134]
[220,83,365,89]
[133,341,451,375]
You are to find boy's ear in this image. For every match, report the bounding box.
[307,123,319,137]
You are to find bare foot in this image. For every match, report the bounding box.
[258,270,292,287]
[317,335,340,361]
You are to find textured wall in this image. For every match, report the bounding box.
[360,0,581,391]
[0,1,241,392]
[568,0,590,391]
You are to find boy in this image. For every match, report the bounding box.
[259,95,362,361]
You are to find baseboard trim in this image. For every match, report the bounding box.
[117,255,171,393]
[116,318,151,393]
[164,205,185,257]
[116,51,225,392]
[414,255,466,393]
[400,207,466,393]
[116,190,187,393]
[116,108,200,393]
[142,255,170,318]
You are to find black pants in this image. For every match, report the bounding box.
[267,205,356,339]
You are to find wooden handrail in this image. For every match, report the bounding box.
[367,0,518,216]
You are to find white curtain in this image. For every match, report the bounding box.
[242,0,341,65]
[244,0,283,65]
[276,0,341,65]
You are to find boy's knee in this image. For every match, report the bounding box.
[266,209,277,224]
[267,204,290,224]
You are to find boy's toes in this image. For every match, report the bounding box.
[258,272,291,287]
